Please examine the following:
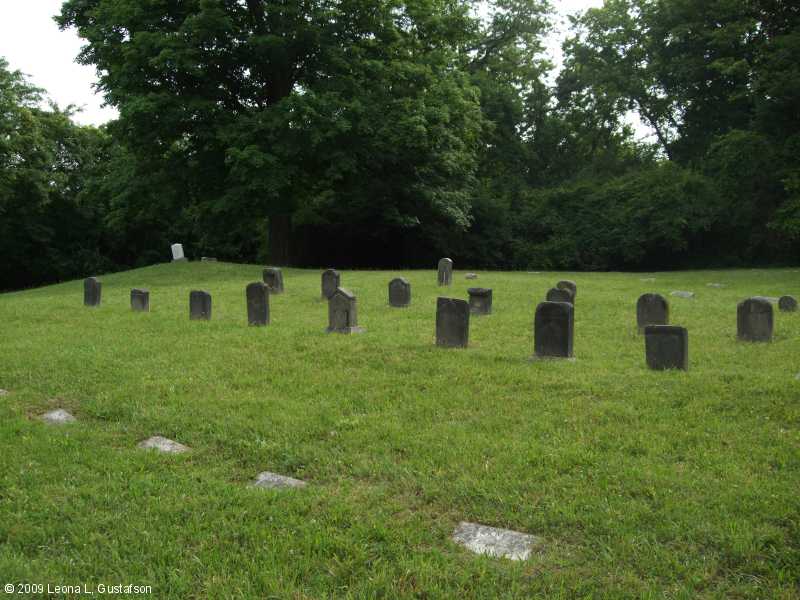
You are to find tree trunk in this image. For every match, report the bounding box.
[268,214,292,266]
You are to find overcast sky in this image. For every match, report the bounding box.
[0,0,603,127]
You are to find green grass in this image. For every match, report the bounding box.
[1,263,799,599]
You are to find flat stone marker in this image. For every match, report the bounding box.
[252,471,307,490]
[189,290,212,321]
[645,325,688,371]
[246,282,270,326]
[534,301,574,359]
[0,389,8,396]
[556,280,577,299]
[41,409,77,424]
[779,295,797,312]
[707,283,726,288]
[201,257,217,262]
[137,436,189,454]
[467,288,493,315]
[640,278,656,282]
[436,297,469,348]
[738,297,773,342]
[84,277,101,307]
[637,293,669,331]
[546,287,573,304]
[465,273,478,280]
[437,258,453,286]
[321,269,341,299]
[452,522,542,561]
[171,243,186,261]
[388,277,411,308]
[327,287,364,334]
[130,288,150,312]
[262,267,284,294]
[670,291,695,299]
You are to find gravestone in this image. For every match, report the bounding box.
[327,288,364,334]
[737,297,773,342]
[645,325,688,371]
[670,291,695,299]
[707,283,726,288]
[321,269,340,299]
[779,295,798,312]
[556,280,577,299]
[388,278,411,307]
[41,409,77,424]
[130,288,150,312]
[252,471,307,490]
[468,288,493,315]
[246,282,270,326]
[262,267,284,294]
[636,293,669,331]
[137,436,189,453]
[436,297,469,348]
[171,243,186,261]
[0,389,8,396]
[437,258,453,286]
[189,290,212,321]
[452,522,542,561]
[534,301,574,359]
[546,287,573,304]
[465,273,478,280]
[201,257,217,262]
[84,277,101,307]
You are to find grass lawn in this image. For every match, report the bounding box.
[1,262,799,598]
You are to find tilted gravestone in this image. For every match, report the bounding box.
[637,293,669,331]
[534,301,574,359]
[388,278,411,308]
[321,269,341,299]
[246,282,270,326]
[189,290,212,321]
[262,267,284,294]
[737,297,773,342]
[130,288,150,312]
[327,288,364,334]
[468,288,493,315]
[171,243,186,261]
[84,277,101,307]
[436,297,469,348]
[556,280,577,299]
[437,258,453,286]
[546,287,573,304]
[645,325,688,371]
[779,295,798,312]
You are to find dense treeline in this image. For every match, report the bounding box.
[1,1,798,290]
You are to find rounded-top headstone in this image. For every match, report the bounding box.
[556,280,577,299]
[778,295,797,312]
[263,267,284,294]
[321,269,341,299]
[737,297,773,342]
[534,301,574,359]
[546,287,573,304]
[437,258,454,286]
[246,282,270,326]
[637,293,669,331]
[436,297,469,347]
[388,277,411,308]
[84,277,101,307]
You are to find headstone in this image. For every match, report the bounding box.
[778,295,798,312]
[636,293,669,331]
[534,301,574,359]
[467,288,493,315]
[707,283,726,288]
[437,258,453,286]
[83,277,101,307]
[645,325,688,371]
[0,389,8,396]
[546,287,573,304]
[130,288,150,312]
[201,257,217,262]
[171,243,186,261]
[327,287,364,334]
[737,297,773,342]
[452,522,542,561]
[262,267,284,294]
[321,269,340,299]
[670,291,695,299]
[246,282,270,326]
[465,273,478,280]
[556,280,577,299]
[252,471,307,490]
[436,297,469,348]
[388,277,411,308]
[189,290,212,321]
[137,436,189,454]
[41,409,77,424]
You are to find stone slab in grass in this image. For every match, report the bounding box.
[252,471,307,490]
[707,283,726,288]
[640,278,656,282]
[452,522,542,561]
[465,273,478,280]
[41,409,76,424]
[0,389,9,396]
[670,291,695,299]
[137,436,189,454]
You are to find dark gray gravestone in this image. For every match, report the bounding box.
[437,258,453,286]
[321,269,340,299]
[262,267,284,294]
[737,297,773,342]
[645,325,688,371]
[388,278,411,307]
[557,280,577,299]
[779,295,798,312]
[637,293,669,331]
[246,282,270,326]
[327,288,364,334]
[189,290,212,321]
[84,277,101,307]
[468,288,493,315]
[130,288,150,312]
[534,301,574,359]
[436,297,469,348]
[546,288,573,304]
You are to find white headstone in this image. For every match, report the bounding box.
[171,243,185,261]
[138,436,189,453]
[41,409,77,424]
[452,522,542,561]
[670,291,695,299]
[252,471,307,489]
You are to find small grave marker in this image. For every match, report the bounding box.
[130,288,150,312]
[246,282,270,326]
[252,472,307,489]
[137,436,189,454]
[452,522,542,561]
[41,409,76,424]
[262,267,284,294]
[321,269,341,299]
[189,290,212,321]
[637,293,669,331]
[534,301,574,359]
[546,287,573,304]
[778,295,797,312]
[645,325,688,371]
[437,258,453,286]
[436,298,469,348]
[171,243,186,261]
[738,297,773,342]
[84,277,101,307]
[556,280,577,299]
[388,278,411,308]
[467,288,493,315]
[327,288,364,334]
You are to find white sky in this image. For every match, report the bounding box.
[0,0,603,127]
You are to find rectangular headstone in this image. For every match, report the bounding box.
[436,297,469,348]
[467,288,493,315]
[534,301,573,359]
[327,287,364,333]
[84,277,101,307]
[645,325,688,370]
[130,288,150,312]
[437,258,453,286]
[321,269,341,299]
[637,293,668,331]
[171,243,185,261]
[388,277,411,307]
[246,282,270,326]
[262,267,284,294]
[737,297,773,342]
[189,290,212,321]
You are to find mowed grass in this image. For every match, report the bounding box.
[1,262,799,599]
